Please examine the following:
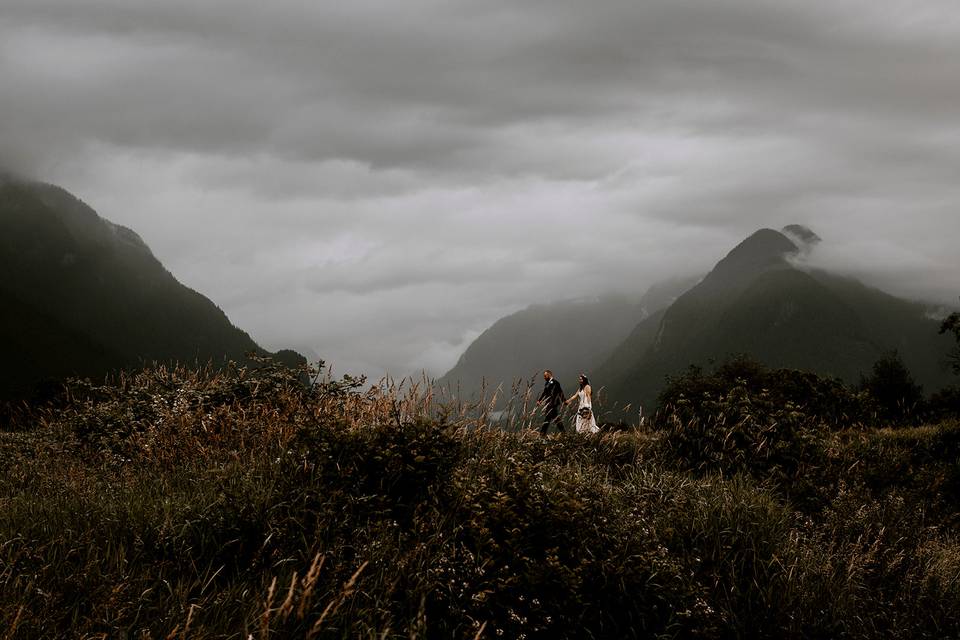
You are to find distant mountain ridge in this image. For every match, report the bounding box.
[438,276,700,399]
[442,225,955,414]
[595,226,955,411]
[0,177,302,399]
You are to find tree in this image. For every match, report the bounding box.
[859,352,925,425]
[941,312,960,375]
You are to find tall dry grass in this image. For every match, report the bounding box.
[2,359,960,638]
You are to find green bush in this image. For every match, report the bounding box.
[658,377,824,478]
[657,356,870,430]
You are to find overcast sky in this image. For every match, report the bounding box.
[2,0,959,379]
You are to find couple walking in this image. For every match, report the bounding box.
[535,370,600,435]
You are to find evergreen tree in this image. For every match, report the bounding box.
[860,352,925,424]
[941,311,960,375]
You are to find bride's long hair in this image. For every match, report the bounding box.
[578,374,590,390]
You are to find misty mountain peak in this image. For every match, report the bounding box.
[703,228,799,287]
[782,224,822,250]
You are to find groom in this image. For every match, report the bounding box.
[536,369,565,436]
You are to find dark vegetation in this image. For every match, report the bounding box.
[3,352,960,639]
[942,312,960,375]
[656,354,960,511]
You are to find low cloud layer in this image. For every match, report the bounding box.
[2,0,958,378]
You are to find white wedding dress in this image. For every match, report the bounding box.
[575,388,600,434]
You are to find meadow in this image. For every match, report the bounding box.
[2,358,959,639]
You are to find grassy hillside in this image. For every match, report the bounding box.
[3,360,960,639]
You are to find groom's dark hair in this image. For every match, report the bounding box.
[544,369,553,376]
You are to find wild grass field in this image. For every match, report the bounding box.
[2,358,960,639]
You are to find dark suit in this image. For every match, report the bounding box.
[538,377,565,435]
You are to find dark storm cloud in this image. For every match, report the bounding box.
[2,0,959,378]
[7,0,954,173]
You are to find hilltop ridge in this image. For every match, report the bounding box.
[0,177,303,398]
[439,276,701,399]
[596,225,954,410]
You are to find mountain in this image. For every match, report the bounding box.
[438,277,699,399]
[782,224,822,252]
[0,176,302,399]
[595,226,956,412]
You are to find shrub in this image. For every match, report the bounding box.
[929,385,960,421]
[658,356,869,429]
[658,378,825,480]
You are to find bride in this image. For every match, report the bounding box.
[566,374,599,434]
